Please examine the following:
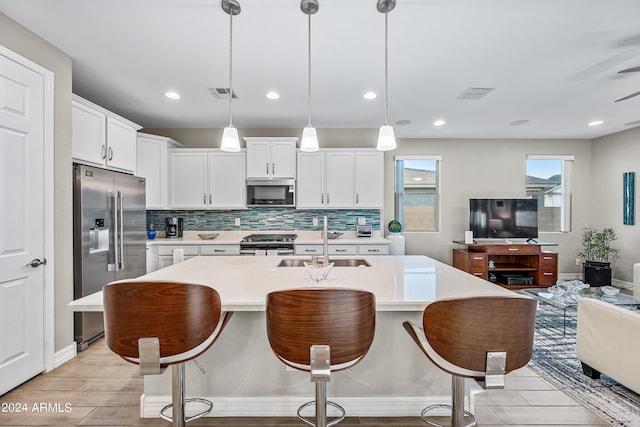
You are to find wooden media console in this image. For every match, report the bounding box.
[452,241,558,289]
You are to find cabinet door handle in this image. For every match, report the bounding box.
[543,272,553,276]
[214,249,226,253]
[204,194,207,204]
[367,249,380,253]
[327,193,330,204]
[272,163,275,174]
[209,193,212,204]
[304,249,317,253]
[108,147,113,160]
[101,144,107,159]
[321,193,324,204]
[356,193,359,204]
[508,248,518,251]
[472,256,484,260]
[543,256,553,260]
[266,163,269,174]
[473,272,483,276]
[335,249,347,252]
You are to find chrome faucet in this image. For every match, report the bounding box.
[322,216,329,265]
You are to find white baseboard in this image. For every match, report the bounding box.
[140,394,467,418]
[52,342,77,371]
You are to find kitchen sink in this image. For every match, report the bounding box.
[277,258,371,267]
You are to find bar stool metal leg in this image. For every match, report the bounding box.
[160,363,213,427]
[420,376,476,427]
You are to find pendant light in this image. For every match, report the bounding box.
[300,0,320,152]
[376,0,397,151]
[220,0,241,152]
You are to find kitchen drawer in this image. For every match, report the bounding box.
[329,245,357,255]
[358,245,389,255]
[295,245,323,255]
[157,245,199,256]
[484,245,540,255]
[200,245,240,256]
[539,253,558,269]
[468,253,487,269]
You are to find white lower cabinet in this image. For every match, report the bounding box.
[295,243,388,256]
[156,245,199,269]
[150,244,241,272]
[358,245,390,255]
[200,245,240,256]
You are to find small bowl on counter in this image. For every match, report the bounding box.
[197,233,219,240]
[304,261,334,282]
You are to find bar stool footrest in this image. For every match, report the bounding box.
[420,404,476,427]
[297,400,346,427]
[159,398,213,424]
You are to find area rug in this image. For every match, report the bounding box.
[528,303,640,427]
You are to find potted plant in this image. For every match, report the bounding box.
[578,227,618,286]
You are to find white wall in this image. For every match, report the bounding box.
[0,13,74,352]
[591,126,640,282]
[382,138,593,276]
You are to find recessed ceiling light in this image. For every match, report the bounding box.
[395,119,411,126]
[363,91,377,100]
[266,91,280,100]
[433,120,446,126]
[165,91,180,100]
[588,120,603,126]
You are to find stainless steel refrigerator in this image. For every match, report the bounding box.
[73,164,146,351]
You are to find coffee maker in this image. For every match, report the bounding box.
[165,217,184,238]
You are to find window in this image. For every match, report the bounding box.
[525,155,573,232]
[394,156,441,231]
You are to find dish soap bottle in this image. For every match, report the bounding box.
[147,224,156,240]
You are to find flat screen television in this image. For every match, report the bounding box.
[469,198,538,239]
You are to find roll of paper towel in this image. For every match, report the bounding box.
[464,231,474,244]
[386,234,405,255]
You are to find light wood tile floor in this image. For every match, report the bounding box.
[0,338,609,426]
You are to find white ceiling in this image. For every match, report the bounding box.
[2,0,640,140]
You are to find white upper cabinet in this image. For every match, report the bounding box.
[136,133,183,209]
[169,149,246,209]
[355,151,384,208]
[209,152,246,208]
[72,94,141,173]
[297,151,354,209]
[244,137,297,179]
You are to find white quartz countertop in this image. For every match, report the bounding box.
[147,230,390,245]
[68,255,522,313]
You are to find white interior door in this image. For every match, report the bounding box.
[0,50,46,395]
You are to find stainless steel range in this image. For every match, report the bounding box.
[240,233,297,256]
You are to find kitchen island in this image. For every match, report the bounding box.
[69,255,525,418]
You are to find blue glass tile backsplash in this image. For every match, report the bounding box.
[147,209,380,231]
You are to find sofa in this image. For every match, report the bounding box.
[576,298,640,394]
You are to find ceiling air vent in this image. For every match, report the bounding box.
[207,87,238,99]
[456,87,495,100]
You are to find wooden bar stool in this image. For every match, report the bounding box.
[103,281,233,427]
[403,295,536,427]
[266,288,376,427]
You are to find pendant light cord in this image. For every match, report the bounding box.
[384,10,389,126]
[307,11,312,127]
[228,10,234,127]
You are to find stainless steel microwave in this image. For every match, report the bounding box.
[246,179,295,207]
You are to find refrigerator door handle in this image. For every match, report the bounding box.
[118,191,125,270]
[108,191,119,272]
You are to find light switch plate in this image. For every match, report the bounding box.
[358,217,366,225]
[235,218,241,226]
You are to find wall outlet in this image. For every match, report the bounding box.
[312,218,318,226]
[235,217,241,226]
[358,217,366,225]
[575,258,581,266]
